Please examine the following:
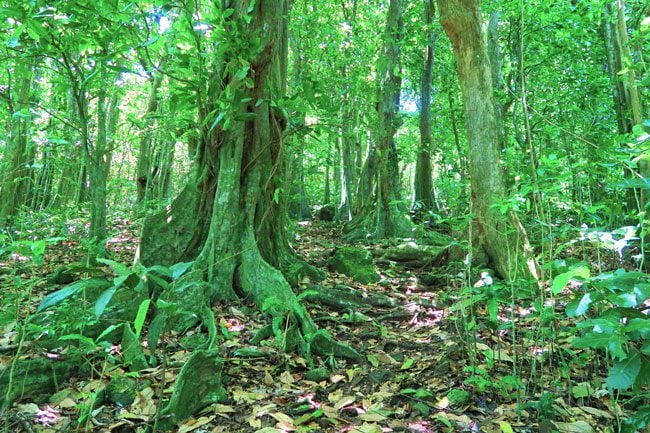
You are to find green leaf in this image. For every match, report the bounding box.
[97,257,131,276]
[400,358,414,370]
[147,313,167,362]
[134,299,151,338]
[572,332,611,349]
[95,324,122,342]
[626,318,650,338]
[551,266,590,295]
[607,351,641,390]
[95,285,117,319]
[367,354,379,367]
[500,421,515,433]
[170,261,194,280]
[59,333,95,347]
[566,293,592,317]
[37,278,107,312]
[146,264,172,278]
[208,112,226,134]
[487,298,498,322]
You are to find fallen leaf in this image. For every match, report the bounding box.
[359,412,387,422]
[499,421,515,433]
[178,416,215,433]
[58,397,77,409]
[280,371,294,384]
[334,395,356,411]
[269,412,294,424]
[577,406,613,419]
[554,421,595,433]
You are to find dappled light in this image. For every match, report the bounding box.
[1,0,649,432]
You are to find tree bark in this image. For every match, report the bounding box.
[413,0,437,215]
[345,0,411,240]
[138,0,356,360]
[437,0,539,281]
[0,62,34,224]
[135,69,165,204]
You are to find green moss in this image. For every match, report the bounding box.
[328,246,380,284]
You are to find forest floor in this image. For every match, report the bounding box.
[0,217,634,433]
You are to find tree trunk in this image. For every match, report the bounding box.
[135,70,165,204]
[437,0,539,281]
[345,0,411,240]
[339,106,356,221]
[413,0,437,215]
[0,62,34,224]
[138,0,356,360]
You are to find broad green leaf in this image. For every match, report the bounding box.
[551,266,589,295]
[95,324,122,342]
[37,278,107,312]
[367,354,379,367]
[147,313,167,361]
[134,299,151,337]
[626,318,650,338]
[95,286,117,319]
[97,257,131,276]
[500,421,515,433]
[487,298,498,322]
[146,264,172,278]
[607,351,641,390]
[400,358,414,370]
[566,293,592,317]
[572,332,611,349]
[571,382,594,398]
[170,261,194,280]
[59,334,95,347]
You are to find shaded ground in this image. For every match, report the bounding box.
[0,217,631,432]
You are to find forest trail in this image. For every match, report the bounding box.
[2,218,621,432]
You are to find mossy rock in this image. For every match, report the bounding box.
[0,358,74,405]
[328,246,379,284]
[106,375,137,407]
[314,204,335,221]
[158,274,210,333]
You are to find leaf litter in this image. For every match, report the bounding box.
[0,219,628,432]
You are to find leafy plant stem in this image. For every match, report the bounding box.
[1,315,32,415]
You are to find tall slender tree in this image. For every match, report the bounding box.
[437,0,539,280]
[413,0,437,215]
[346,0,412,239]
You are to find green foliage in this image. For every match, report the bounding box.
[564,266,650,391]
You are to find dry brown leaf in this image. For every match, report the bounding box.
[269,411,294,424]
[577,406,614,419]
[178,416,215,433]
[58,397,77,409]
[280,370,294,384]
[554,421,595,433]
[334,395,356,411]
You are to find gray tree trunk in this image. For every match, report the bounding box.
[413,0,437,215]
[437,0,539,281]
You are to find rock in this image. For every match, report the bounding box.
[158,349,225,431]
[314,204,335,221]
[380,241,448,268]
[328,246,379,284]
[0,358,74,405]
[106,375,137,407]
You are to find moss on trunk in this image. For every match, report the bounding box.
[138,0,356,363]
